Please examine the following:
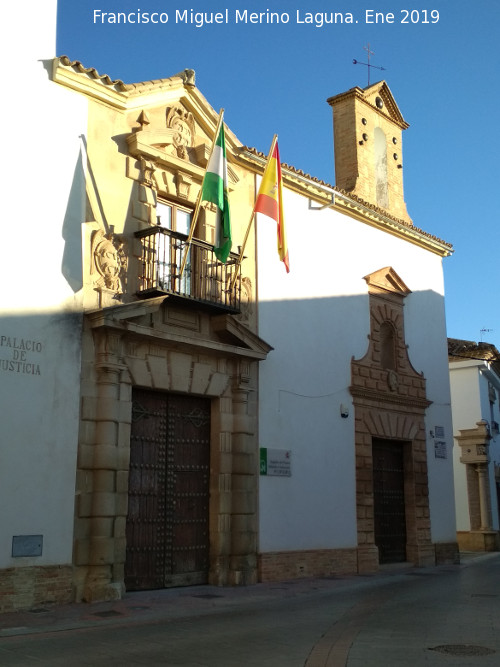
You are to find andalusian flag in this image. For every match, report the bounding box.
[254,139,289,273]
[201,120,231,263]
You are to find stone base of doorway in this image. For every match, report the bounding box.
[258,548,358,582]
[81,581,124,604]
[457,530,500,552]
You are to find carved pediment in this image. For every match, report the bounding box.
[127,109,239,193]
[211,315,273,358]
[86,300,271,361]
[327,80,409,130]
[362,81,409,129]
[87,297,168,327]
[363,266,411,296]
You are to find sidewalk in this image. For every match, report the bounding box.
[0,552,495,639]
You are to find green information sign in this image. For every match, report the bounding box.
[260,448,268,475]
[259,448,291,476]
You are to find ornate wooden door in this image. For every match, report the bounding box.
[372,439,407,564]
[125,389,210,590]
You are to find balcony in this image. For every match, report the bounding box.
[135,226,241,313]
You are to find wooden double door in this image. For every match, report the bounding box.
[372,438,407,564]
[125,389,211,590]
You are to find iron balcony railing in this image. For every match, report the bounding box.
[135,226,241,312]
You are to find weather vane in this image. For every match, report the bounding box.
[353,44,386,86]
[480,328,493,342]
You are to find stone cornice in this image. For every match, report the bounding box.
[53,56,137,109]
[86,302,270,361]
[350,385,432,410]
[456,421,491,464]
[211,314,273,355]
[126,132,207,179]
[53,58,199,112]
[87,296,168,323]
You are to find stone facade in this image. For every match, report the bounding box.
[58,61,272,600]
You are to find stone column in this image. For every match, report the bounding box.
[476,464,491,531]
[209,392,233,586]
[80,330,130,602]
[228,361,258,585]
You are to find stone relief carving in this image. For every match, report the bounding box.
[139,155,157,189]
[91,230,127,293]
[166,105,195,158]
[237,277,254,324]
[173,68,196,86]
[387,369,399,392]
[174,170,193,200]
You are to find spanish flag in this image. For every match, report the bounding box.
[254,138,289,273]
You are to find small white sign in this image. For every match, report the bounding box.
[434,440,447,459]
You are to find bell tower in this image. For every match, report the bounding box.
[327,81,412,224]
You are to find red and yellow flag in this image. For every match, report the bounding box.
[254,139,289,273]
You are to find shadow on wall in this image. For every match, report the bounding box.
[258,287,450,399]
[61,148,86,293]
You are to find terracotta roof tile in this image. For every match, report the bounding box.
[58,55,127,89]
[448,338,500,367]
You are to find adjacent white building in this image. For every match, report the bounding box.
[449,339,500,551]
[257,83,458,578]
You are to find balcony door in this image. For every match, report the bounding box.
[156,201,192,295]
[125,389,210,590]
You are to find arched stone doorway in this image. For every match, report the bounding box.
[351,267,435,573]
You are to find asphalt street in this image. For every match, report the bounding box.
[1,553,499,666]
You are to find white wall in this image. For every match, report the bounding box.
[0,0,88,567]
[405,283,456,542]
[257,185,456,551]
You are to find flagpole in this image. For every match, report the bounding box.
[229,134,278,292]
[179,108,225,279]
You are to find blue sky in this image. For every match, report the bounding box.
[57,0,500,350]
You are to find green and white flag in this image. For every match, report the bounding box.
[201,120,231,263]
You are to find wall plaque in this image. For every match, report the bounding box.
[260,448,291,477]
[12,535,43,557]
